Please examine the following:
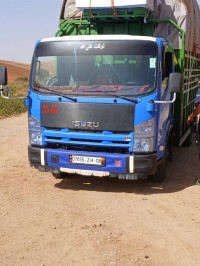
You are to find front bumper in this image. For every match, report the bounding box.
[28,145,157,176]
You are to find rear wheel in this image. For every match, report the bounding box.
[182,120,195,147]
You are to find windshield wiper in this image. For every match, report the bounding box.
[81,90,138,103]
[105,92,138,103]
[33,85,77,102]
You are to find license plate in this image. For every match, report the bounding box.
[69,155,105,166]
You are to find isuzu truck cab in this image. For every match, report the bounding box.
[24,35,180,182]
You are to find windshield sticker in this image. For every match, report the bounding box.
[150,58,156,68]
[80,43,105,51]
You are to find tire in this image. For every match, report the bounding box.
[166,129,173,162]
[149,129,172,182]
[183,120,195,147]
[52,172,70,179]
[149,152,167,182]
[183,129,193,147]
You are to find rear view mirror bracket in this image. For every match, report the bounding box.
[0,85,27,100]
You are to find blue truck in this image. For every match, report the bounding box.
[0,2,200,182]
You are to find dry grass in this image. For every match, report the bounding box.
[0,79,28,118]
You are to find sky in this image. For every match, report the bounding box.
[0,0,62,64]
[0,0,200,64]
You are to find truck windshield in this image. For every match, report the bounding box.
[30,40,158,98]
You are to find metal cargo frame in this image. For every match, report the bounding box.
[177,52,200,144]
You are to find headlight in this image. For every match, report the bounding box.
[133,118,155,152]
[28,114,42,146]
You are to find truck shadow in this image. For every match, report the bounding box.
[55,137,200,194]
[54,174,196,194]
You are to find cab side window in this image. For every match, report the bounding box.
[161,52,173,98]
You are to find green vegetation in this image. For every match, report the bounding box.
[0,77,28,118]
[15,76,28,83]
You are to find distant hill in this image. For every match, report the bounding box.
[0,60,30,82]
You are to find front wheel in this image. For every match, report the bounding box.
[149,129,172,182]
[52,172,70,179]
[148,152,167,182]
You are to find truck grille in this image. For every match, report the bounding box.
[42,128,133,152]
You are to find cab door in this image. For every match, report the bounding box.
[157,49,174,160]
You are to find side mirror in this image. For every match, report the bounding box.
[0,66,7,85]
[0,65,26,100]
[168,72,182,93]
[149,72,182,104]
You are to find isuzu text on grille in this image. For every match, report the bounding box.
[71,121,100,128]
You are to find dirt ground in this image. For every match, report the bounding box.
[0,60,30,82]
[0,113,200,266]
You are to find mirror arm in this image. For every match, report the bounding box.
[149,93,176,104]
[0,85,27,100]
